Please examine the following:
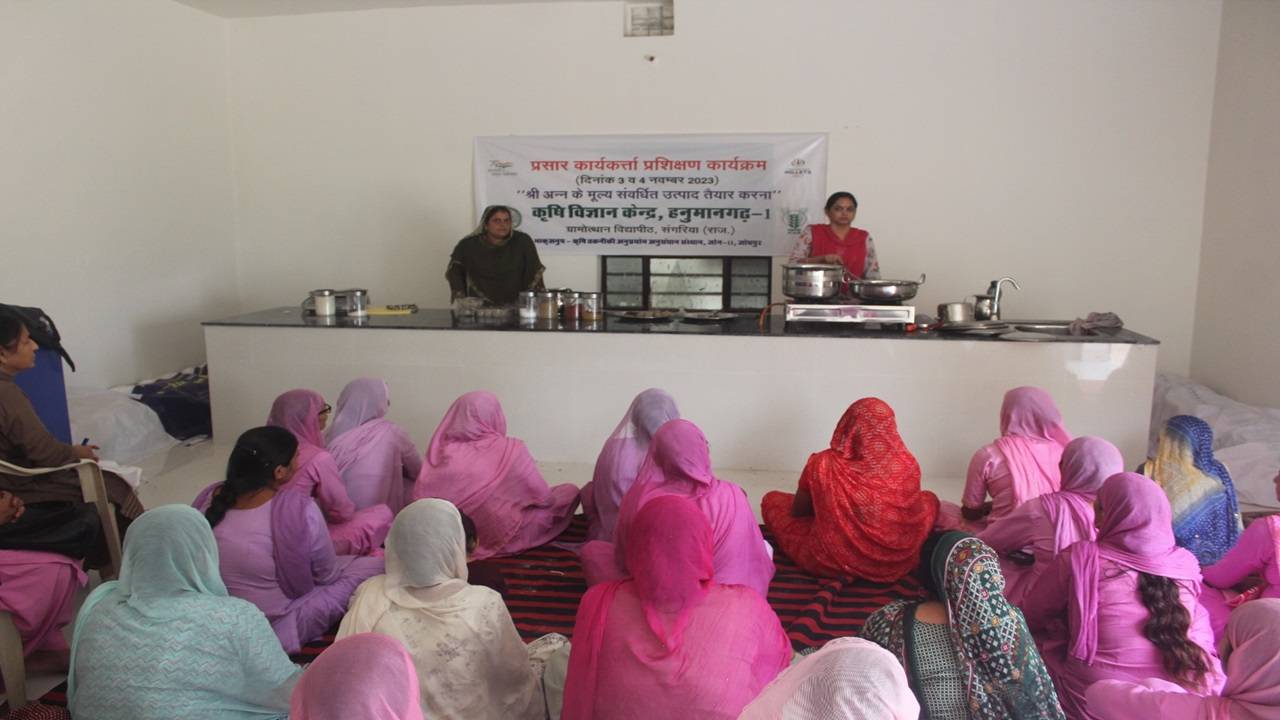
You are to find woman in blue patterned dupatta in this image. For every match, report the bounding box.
[1143,415,1242,566]
[861,531,1065,720]
[68,505,301,720]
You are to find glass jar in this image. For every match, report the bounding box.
[517,291,537,320]
[562,292,581,323]
[536,291,557,320]
[580,292,602,322]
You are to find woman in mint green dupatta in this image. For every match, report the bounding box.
[69,505,301,720]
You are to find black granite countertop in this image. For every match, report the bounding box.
[204,307,1159,344]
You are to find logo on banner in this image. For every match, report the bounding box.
[784,158,812,177]
[783,208,809,234]
[488,160,516,176]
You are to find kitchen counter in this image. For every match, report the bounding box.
[206,307,1159,344]
[204,307,1159,477]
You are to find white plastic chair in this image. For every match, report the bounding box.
[0,458,123,581]
[0,609,26,711]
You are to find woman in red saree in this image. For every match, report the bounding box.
[762,397,938,582]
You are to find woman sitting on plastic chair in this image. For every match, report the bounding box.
[0,309,135,567]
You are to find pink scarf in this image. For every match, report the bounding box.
[267,389,328,472]
[290,632,424,720]
[588,389,680,541]
[1039,437,1124,556]
[994,386,1072,505]
[415,391,523,509]
[1219,599,1280,720]
[326,378,390,442]
[563,495,716,720]
[1067,472,1204,664]
[614,419,774,597]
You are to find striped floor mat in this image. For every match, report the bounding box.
[34,516,920,709]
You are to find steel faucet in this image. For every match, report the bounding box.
[987,277,1021,320]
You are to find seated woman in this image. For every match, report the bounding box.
[338,498,569,720]
[195,426,384,654]
[412,391,579,559]
[68,505,301,720]
[579,419,774,598]
[738,637,919,719]
[290,633,423,720]
[1142,415,1242,566]
[268,389,392,556]
[762,397,939,583]
[446,205,546,306]
[1198,467,1280,639]
[563,495,790,720]
[938,386,1071,532]
[1022,473,1226,720]
[0,549,85,668]
[582,388,680,542]
[325,378,421,514]
[0,309,143,556]
[861,532,1065,719]
[1086,599,1280,720]
[979,436,1124,606]
[788,191,881,280]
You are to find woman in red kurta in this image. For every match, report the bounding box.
[762,397,939,582]
[788,191,881,280]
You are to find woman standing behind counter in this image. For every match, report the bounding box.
[789,191,881,280]
[446,205,546,306]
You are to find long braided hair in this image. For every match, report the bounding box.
[205,426,297,528]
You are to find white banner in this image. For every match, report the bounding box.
[474,133,827,256]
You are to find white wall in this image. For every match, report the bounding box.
[225,0,1222,374]
[0,0,238,389]
[1191,0,1280,409]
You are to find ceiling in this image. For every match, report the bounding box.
[172,0,614,19]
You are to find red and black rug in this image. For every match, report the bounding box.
[31,516,920,711]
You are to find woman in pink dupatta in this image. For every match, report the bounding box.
[412,391,579,560]
[579,419,775,598]
[563,495,790,720]
[1198,470,1280,640]
[1087,598,1280,720]
[290,633,424,720]
[581,389,679,542]
[0,549,85,664]
[1023,472,1225,720]
[268,389,392,556]
[979,436,1123,607]
[938,386,1072,532]
[326,379,422,514]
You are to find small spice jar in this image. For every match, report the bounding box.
[562,292,581,323]
[580,292,602,322]
[517,291,537,320]
[536,291,557,320]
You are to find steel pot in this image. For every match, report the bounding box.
[781,263,847,300]
[847,273,926,303]
[937,301,975,323]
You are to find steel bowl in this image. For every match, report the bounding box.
[847,273,926,303]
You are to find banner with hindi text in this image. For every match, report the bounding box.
[473,133,827,256]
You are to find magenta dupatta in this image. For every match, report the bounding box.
[613,419,774,597]
[586,389,680,542]
[564,495,787,720]
[267,389,330,499]
[193,482,317,599]
[994,387,1071,505]
[1067,472,1205,664]
[1039,437,1124,557]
